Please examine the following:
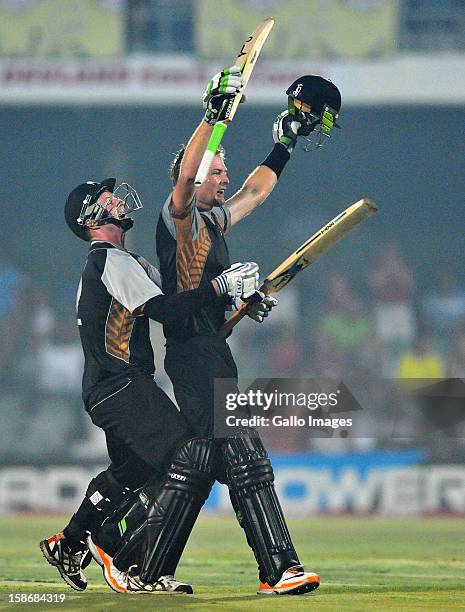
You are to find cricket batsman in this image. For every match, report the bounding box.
[152,67,341,594]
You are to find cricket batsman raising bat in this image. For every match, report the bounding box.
[147,43,349,595]
[195,17,275,185]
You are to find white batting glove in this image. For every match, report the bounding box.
[203,66,244,125]
[273,110,307,153]
[246,292,279,323]
[213,262,259,300]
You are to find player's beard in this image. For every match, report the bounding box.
[215,190,226,206]
[197,186,226,210]
[207,190,225,208]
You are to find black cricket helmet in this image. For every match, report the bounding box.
[286,75,341,116]
[65,178,142,241]
[286,75,341,149]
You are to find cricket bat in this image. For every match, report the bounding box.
[194,17,274,186]
[219,198,378,337]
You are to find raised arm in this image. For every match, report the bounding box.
[171,121,213,215]
[226,164,279,227]
[226,111,305,228]
[226,73,342,229]
[171,67,243,216]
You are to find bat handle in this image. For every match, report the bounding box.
[218,303,249,337]
[194,122,228,185]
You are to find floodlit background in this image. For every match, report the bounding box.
[0,0,464,516]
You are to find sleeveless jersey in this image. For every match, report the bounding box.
[156,194,231,340]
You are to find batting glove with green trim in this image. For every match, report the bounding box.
[203,66,244,125]
[272,110,307,153]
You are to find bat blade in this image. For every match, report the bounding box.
[194,18,274,186]
[225,17,274,123]
[263,198,378,294]
[218,198,377,337]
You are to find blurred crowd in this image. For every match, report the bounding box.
[229,243,465,457]
[230,242,465,381]
[1,243,464,462]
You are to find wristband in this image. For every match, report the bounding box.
[260,143,291,179]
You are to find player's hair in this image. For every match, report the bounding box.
[170,144,226,186]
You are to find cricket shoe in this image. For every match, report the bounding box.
[86,534,128,593]
[127,571,193,594]
[40,533,90,591]
[258,565,320,595]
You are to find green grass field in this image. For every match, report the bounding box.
[0,515,464,611]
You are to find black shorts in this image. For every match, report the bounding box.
[165,336,238,438]
[89,375,191,484]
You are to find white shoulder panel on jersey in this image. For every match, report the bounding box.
[101,249,163,313]
[134,254,162,287]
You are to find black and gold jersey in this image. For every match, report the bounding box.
[156,194,231,340]
[77,241,162,411]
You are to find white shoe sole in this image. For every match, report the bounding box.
[87,536,127,594]
[258,576,320,595]
[39,540,86,592]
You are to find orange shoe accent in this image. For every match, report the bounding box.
[95,543,127,593]
[48,533,64,544]
[258,572,320,595]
